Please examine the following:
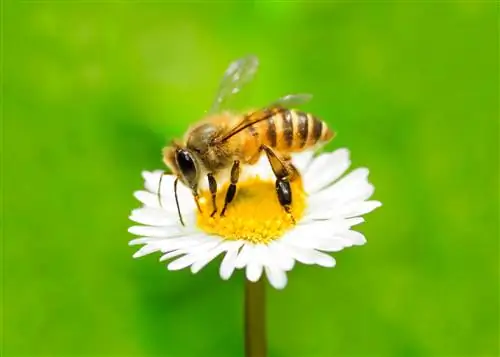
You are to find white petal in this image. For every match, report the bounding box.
[309,185,376,215]
[129,236,194,247]
[134,176,195,212]
[128,225,191,238]
[245,244,266,282]
[219,241,244,280]
[134,190,161,208]
[242,154,274,180]
[314,238,349,252]
[246,262,263,282]
[309,168,372,207]
[143,171,192,201]
[234,243,254,269]
[304,154,333,183]
[264,266,288,289]
[133,189,190,214]
[283,219,358,243]
[129,237,153,246]
[280,220,365,252]
[167,255,198,271]
[304,186,380,219]
[167,238,221,271]
[342,201,382,218]
[266,241,295,271]
[301,216,365,228]
[338,230,367,245]
[129,207,178,226]
[156,235,212,254]
[287,234,347,252]
[304,149,350,194]
[281,244,336,267]
[191,241,234,274]
[293,151,314,172]
[162,181,193,205]
[130,235,207,259]
[142,170,169,193]
[133,245,161,258]
[343,217,365,227]
[159,250,185,262]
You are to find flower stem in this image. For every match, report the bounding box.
[244,278,266,357]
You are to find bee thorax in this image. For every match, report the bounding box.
[186,123,233,172]
[186,124,218,153]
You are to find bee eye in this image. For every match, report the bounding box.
[176,150,197,185]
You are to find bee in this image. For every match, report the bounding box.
[162,55,334,225]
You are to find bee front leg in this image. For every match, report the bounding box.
[221,160,240,217]
[207,174,218,217]
[261,145,297,224]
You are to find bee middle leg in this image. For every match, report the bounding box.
[207,173,218,217]
[261,145,299,224]
[221,160,240,217]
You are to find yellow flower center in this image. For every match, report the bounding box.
[196,177,307,244]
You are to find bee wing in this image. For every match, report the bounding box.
[214,93,313,143]
[209,55,259,114]
[271,93,313,108]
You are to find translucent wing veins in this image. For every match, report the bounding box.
[209,55,259,114]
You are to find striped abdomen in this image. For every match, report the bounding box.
[244,109,334,156]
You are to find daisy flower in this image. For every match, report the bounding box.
[128,148,381,289]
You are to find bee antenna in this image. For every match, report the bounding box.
[158,172,165,208]
[174,177,185,226]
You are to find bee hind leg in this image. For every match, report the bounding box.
[261,145,298,224]
[221,160,240,217]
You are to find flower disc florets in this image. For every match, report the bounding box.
[197,178,306,244]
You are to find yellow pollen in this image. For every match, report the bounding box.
[196,177,307,244]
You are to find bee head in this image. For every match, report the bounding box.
[163,145,199,191]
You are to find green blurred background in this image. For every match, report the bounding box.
[3,1,498,356]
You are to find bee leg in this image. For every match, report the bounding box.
[261,145,296,224]
[221,160,240,217]
[193,192,203,214]
[207,173,218,217]
[283,157,300,183]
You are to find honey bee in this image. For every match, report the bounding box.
[162,55,334,225]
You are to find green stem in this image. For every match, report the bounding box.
[245,278,267,357]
